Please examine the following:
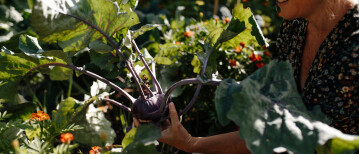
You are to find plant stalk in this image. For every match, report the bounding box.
[23,63,136,103]
[132,40,163,94]
[66,13,146,100]
[102,98,131,112]
[159,78,221,113]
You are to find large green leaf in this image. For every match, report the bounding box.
[122,124,161,153]
[0,47,66,103]
[215,60,359,153]
[31,0,139,52]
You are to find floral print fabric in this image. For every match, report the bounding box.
[276,5,359,135]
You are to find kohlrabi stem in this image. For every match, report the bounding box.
[132,40,163,94]
[102,98,131,112]
[66,13,146,100]
[128,59,153,97]
[23,63,136,103]
[151,61,158,92]
[159,78,221,113]
[178,84,202,116]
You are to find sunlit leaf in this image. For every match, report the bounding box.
[215,60,359,153]
[31,0,139,52]
[131,24,161,40]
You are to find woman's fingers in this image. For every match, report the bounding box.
[168,102,179,125]
[133,117,140,127]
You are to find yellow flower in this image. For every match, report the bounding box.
[30,111,50,121]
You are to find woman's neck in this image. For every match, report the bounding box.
[305,0,356,36]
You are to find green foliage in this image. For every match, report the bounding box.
[0,46,67,103]
[215,60,359,153]
[122,124,161,153]
[31,0,139,52]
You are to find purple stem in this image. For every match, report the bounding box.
[159,78,221,113]
[151,61,158,92]
[102,98,131,112]
[128,59,153,97]
[23,63,136,103]
[132,40,163,94]
[65,13,146,100]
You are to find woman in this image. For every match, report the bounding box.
[135,0,359,153]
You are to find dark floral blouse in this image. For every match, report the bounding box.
[276,5,359,135]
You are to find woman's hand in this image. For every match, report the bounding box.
[132,102,194,152]
[158,102,194,152]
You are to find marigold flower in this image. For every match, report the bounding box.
[235,46,242,53]
[214,17,220,21]
[224,17,231,23]
[249,53,262,62]
[184,31,194,37]
[256,62,265,68]
[89,146,101,154]
[229,59,237,67]
[60,133,74,144]
[30,111,50,121]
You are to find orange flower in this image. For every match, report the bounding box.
[235,46,242,53]
[249,53,262,62]
[89,146,101,154]
[184,31,194,37]
[264,51,271,56]
[224,17,231,23]
[214,17,220,21]
[60,133,74,144]
[176,42,181,45]
[256,62,265,68]
[30,111,50,121]
[229,59,237,67]
[240,42,245,48]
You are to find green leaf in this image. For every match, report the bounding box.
[317,138,359,154]
[19,35,45,59]
[121,127,136,148]
[122,124,161,153]
[215,60,359,153]
[214,79,240,126]
[154,56,173,65]
[49,66,73,81]
[52,97,76,127]
[248,15,268,47]
[131,24,161,40]
[89,40,114,53]
[191,55,201,74]
[31,0,139,52]
[118,0,139,10]
[0,48,61,103]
